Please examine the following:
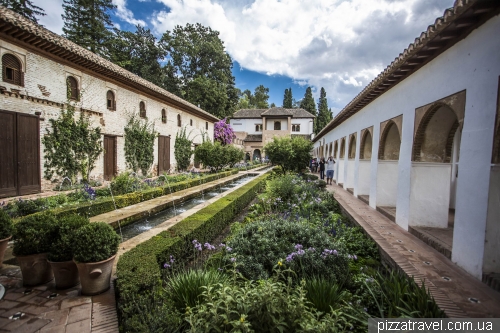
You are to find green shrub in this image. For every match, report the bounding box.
[0,209,14,240]
[13,212,58,255]
[48,214,89,262]
[166,269,229,312]
[72,222,120,263]
[315,180,327,189]
[16,199,43,216]
[224,218,349,282]
[304,277,350,314]
[266,174,300,202]
[336,225,379,260]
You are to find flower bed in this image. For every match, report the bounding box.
[14,170,239,221]
[115,172,270,329]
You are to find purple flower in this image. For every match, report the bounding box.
[230,257,236,263]
[294,244,303,250]
[170,255,175,263]
[225,246,232,252]
[163,263,171,269]
[214,118,235,145]
[204,243,216,250]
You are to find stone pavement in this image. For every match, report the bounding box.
[327,182,500,318]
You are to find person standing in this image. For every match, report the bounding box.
[319,157,325,180]
[326,156,336,185]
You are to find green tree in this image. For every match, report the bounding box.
[108,26,169,89]
[124,114,157,176]
[0,0,45,23]
[160,23,238,118]
[264,136,312,173]
[283,88,293,108]
[270,102,276,108]
[253,85,270,109]
[62,0,115,56]
[43,101,103,182]
[174,126,193,171]
[315,87,332,134]
[194,141,243,171]
[300,87,317,117]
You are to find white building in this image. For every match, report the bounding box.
[0,7,219,197]
[312,0,500,284]
[230,107,315,160]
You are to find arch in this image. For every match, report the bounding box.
[2,53,23,86]
[412,103,459,162]
[328,142,333,158]
[66,76,79,100]
[177,114,182,127]
[106,90,115,111]
[161,109,167,123]
[360,130,373,159]
[339,138,345,158]
[274,121,281,130]
[334,141,338,158]
[245,152,250,161]
[139,101,146,118]
[379,121,401,160]
[253,149,261,161]
[348,134,356,159]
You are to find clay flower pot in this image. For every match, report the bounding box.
[48,260,80,289]
[0,236,11,269]
[16,253,54,286]
[75,255,116,296]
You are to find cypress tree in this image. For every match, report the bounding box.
[62,0,116,56]
[0,0,45,23]
[300,86,317,117]
[283,87,293,108]
[316,87,332,134]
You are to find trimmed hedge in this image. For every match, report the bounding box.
[22,170,239,221]
[115,172,269,328]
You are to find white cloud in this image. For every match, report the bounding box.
[113,0,146,26]
[33,0,64,35]
[151,0,452,113]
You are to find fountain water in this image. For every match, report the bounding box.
[108,184,124,242]
[164,168,177,216]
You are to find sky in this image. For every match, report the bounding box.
[33,0,453,115]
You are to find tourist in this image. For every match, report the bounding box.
[319,157,325,180]
[312,158,317,173]
[326,156,335,185]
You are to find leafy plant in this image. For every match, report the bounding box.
[174,126,193,171]
[264,136,313,173]
[0,209,14,240]
[304,277,350,314]
[194,140,244,171]
[124,113,157,176]
[13,212,58,256]
[43,99,103,182]
[72,222,120,263]
[166,269,229,312]
[48,214,89,262]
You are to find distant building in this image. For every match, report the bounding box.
[230,107,315,160]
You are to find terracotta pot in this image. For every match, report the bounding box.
[75,255,116,296]
[16,253,54,286]
[0,236,11,269]
[48,260,80,289]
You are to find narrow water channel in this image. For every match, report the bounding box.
[119,174,258,242]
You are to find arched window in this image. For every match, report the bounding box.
[161,109,167,123]
[177,114,182,127]
[66,76,79,100]
[2,54,23,86]
[190,119,193,126]
[274,121,281,130]
[139,101,146,118]
[255,124,262,132]
[206,122,208,130]
[106,90,115,111]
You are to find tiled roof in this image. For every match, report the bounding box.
[262,107,293,116]
[232,109,264,118]
[232,107,315,119]
[290,108,315,118]
[0,6,220,122]
[313,0,500,142]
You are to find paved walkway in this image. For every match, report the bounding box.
[328,182,500,318]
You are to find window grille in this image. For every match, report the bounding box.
[206,122,208,130]
[177,114,182,127]
[2,54,23,86]
[274,121,281,130]
[106,90,115,110]
[161,109,167,123]
[66,76,79,100]
[140,101,146,118]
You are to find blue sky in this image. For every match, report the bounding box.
[34,0,453,114]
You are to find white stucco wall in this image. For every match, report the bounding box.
[337,160,345,184]
[376,161,399,207]
[358,160,371,195]
[346,160,355,188]
[291,118,314,135]
[409,163,451,228]
[483,165,500,274]
[266,118,288,131]
[230,118,262,134]
[313,15,500,278]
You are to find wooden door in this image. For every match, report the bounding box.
[103,135,116,181]
[158,135,170,175]
[0,110,40,198]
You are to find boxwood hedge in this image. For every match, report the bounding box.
[115,172,269,329]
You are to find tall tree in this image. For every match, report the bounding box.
[283,88,293,108]
[108,26,170,90]
[300,86,317,115]
[160,23,238,119]
[253,85,270,109]
[0,0,45,23]
[315,87,332,134]
[62,0,115,56]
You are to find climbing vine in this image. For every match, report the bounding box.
[124,113,157,176]
[43,100,103,182]
[174,126,193,171]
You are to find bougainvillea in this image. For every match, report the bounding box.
[213,118,234,145]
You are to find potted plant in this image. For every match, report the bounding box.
[13,212,57,286]
[0,210,14,269]
[72,222,120,295]
[48,214,89,289]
